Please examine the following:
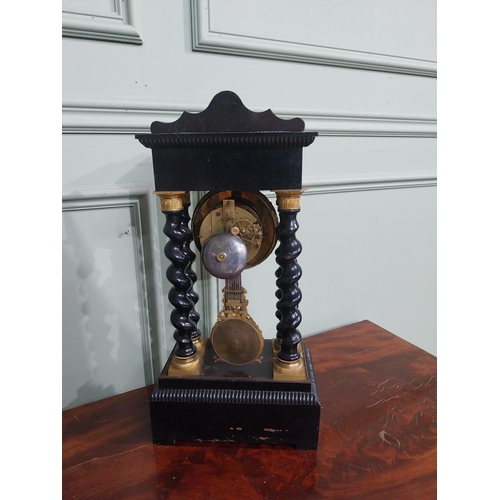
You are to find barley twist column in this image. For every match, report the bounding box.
[156,191,200,375]
[273,189,307,379]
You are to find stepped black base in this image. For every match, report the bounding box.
[149,340,321,449]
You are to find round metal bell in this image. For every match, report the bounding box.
[201,232,248,279]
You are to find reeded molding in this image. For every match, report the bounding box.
[137,133,317,149]
[62,100,436,138]
[151,348,319,405]
[62,0,142,44]
[190,0,436,77]
[151,386,318,404]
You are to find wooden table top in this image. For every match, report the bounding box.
[62,320,437,499]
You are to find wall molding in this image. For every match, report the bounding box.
[297,175,436,194]
[62,195,154,383]
[62,0,142,45]
[190,0,436,77]
[62,184,168,373]
[62,100,436,138]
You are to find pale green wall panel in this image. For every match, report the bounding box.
[62,202,153,409]
[62,0,436,407]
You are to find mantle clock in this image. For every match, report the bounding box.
[136,91,321,449]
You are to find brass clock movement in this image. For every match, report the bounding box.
[193,190,277,366]
[136,91,321,449]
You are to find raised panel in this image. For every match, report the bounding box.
[192,0,436,76]
[62,199,153,408]
[302,136,436,188]
[62,0,142,44]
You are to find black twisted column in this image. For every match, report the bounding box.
[156,191,200,375]
[180,192,201,343]
[273,190,306,379]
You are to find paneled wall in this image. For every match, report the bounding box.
[62,0,436,408]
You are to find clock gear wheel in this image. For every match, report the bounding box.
[192,190,278,269]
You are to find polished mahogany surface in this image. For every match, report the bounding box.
[62,320,437,499]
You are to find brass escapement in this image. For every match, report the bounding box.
[192,190,278,269]
[198,201,263,263]
[154,191,186,212]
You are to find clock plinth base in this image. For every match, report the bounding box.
[149,339,321,450]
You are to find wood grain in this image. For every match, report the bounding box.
[62,320,436,499]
